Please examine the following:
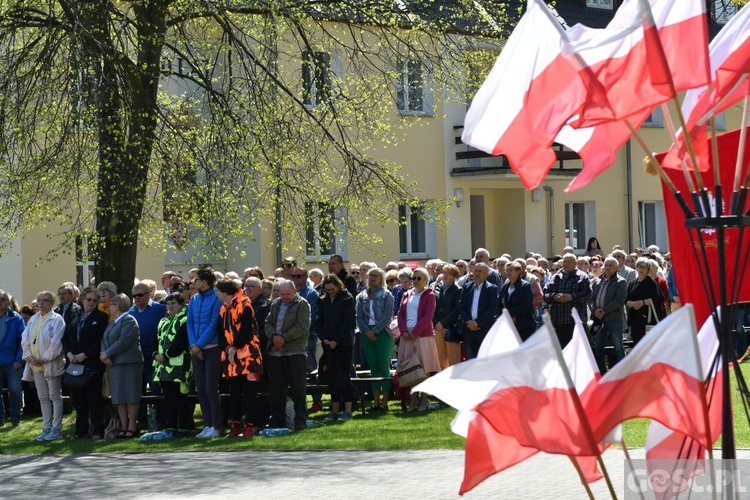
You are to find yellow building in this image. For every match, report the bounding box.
[2,1,744,303]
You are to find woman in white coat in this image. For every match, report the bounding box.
[22,290,66,441]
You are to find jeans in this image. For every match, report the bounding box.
[592,320,626,374]
[0,364,22,424]
[193,346,222,428]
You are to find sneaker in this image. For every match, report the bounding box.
[324,412,339,421]
[340,412,353,421]
[200,427,220,439]
[309,401,323,413]
[44,429,64,441]
[34,429,50,442]
[195,426,210,438]
[227,422,243,438]
[242,424,255,437]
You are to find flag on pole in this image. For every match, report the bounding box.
[563,0,676,128]
[645,313,722,500]
[662,4,750,172]
[461,0,610,190]
[582,305,709,447]
[657,128,750,323]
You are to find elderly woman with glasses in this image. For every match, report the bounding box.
[626,257,664,345]
[356,268,395,411]
[62,288,109,439]
[22,291,67,441]
[397,267,440,412]
[100,293,143,438]
[433,264,462,369]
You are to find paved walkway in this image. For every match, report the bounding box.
[1,448,748,499]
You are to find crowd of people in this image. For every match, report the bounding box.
[1,238,733,441]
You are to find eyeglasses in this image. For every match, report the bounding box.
[351,271,360,275]
[282,263,294,268]
[386,279,397,284]
[292,274,305,278]
[413,276,424,282]
[132,292,148,298]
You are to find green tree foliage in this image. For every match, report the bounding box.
[0,0,507,288]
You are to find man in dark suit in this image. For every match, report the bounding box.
[590,256,628,374]
[62,288,109,439]
[459,263,498,359]
[55,282,81,326]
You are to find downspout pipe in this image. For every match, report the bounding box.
[543,185,554,256]
[626,140,634,251]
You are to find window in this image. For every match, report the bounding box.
[564,201,596,252]
[305,202,345,260]
[642,106,664,128]
[399,203,437,258]
[302,51,331,108]
[396,58,432,115]
[75,234,95,290]
[638,201,668,252]
[712,1,737,24]
[586,0,614,10]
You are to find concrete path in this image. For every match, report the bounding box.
[1,448,748,499]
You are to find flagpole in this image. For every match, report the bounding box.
[733,95,748,193]
[567,457,596,500]
[661,102,697,193]
[621,439,646,500]
[669,94,707,192]
[541,314,618,500]
[625,120,694,219]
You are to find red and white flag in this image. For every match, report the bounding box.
[461,0,609,190]
[662,4,750,172]
[563,0,676,127]
[645,313,722,500]
[556,0,708,191]
[583,305,709,447]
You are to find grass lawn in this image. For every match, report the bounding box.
[2,364,748,454]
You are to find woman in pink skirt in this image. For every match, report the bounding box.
[397,267,440,412]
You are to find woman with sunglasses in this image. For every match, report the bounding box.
[356,268,395,411]
[396,267,440,412]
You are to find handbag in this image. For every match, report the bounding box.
[63,363,91,389]
[386,317,401,339]
[397,348,427,388]
[645,302,659,333]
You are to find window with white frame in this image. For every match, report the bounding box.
[399,203,437,258]
[586,0,614,10]
[305,201,345,260]
[75,234,96,290]
[638,201,668,252]
[396,58,432,115]
[642,106,665,128]
[302,51,331,108]
[712,1,737,24]
[564,201,596,252]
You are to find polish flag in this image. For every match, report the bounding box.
[467,325,600,489]
[662,5,750,172]
[645,315,722,494]
[461,0,610,190]
[448,311,522,438]
[414,310,522,437]
[583,305,709,447]
[563,0,675,128]
[555,0,708,190]
[644,314,722,500]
